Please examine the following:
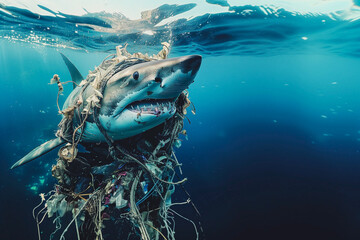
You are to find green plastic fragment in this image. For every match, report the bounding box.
[39,178,45,185]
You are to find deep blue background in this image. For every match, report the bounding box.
[1,40,360,239]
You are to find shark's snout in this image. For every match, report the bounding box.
[159,54,201,92]
[181,55,202,76]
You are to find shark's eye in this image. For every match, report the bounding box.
[133,71,139,80]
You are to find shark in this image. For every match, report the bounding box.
[11,46,201,169]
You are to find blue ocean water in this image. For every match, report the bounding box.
[2,1,360,239]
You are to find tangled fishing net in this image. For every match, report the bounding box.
[33,43,202,240]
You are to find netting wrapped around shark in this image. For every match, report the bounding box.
[11,43,203,240]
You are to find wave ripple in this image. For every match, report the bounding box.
[1,3,360,57]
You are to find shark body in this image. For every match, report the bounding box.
[11,48,201,169]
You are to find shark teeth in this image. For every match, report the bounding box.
[127,101,175,115]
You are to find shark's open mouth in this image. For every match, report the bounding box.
[126,99,176,115]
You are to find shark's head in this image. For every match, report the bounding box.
[98,55,201,139]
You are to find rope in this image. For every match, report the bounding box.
[129,170,150,240]
[70,109,89,161]
[119,149,187,185]
[74,211,80,240]
[144,222,168,240]
[50,215,62,240]
[59,189,101,240]
[169,209,199,240]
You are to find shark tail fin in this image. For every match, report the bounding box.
[59,53,84,89]
[11,137,66,169]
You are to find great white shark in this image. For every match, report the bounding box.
[11,49,201,169]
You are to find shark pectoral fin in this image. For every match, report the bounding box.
[11,137,66,169]
[59,52,84,89]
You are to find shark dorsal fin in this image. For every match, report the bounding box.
[60,53,84,89]
[10,137,65,169]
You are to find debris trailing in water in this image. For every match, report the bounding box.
[27,43,203,240]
